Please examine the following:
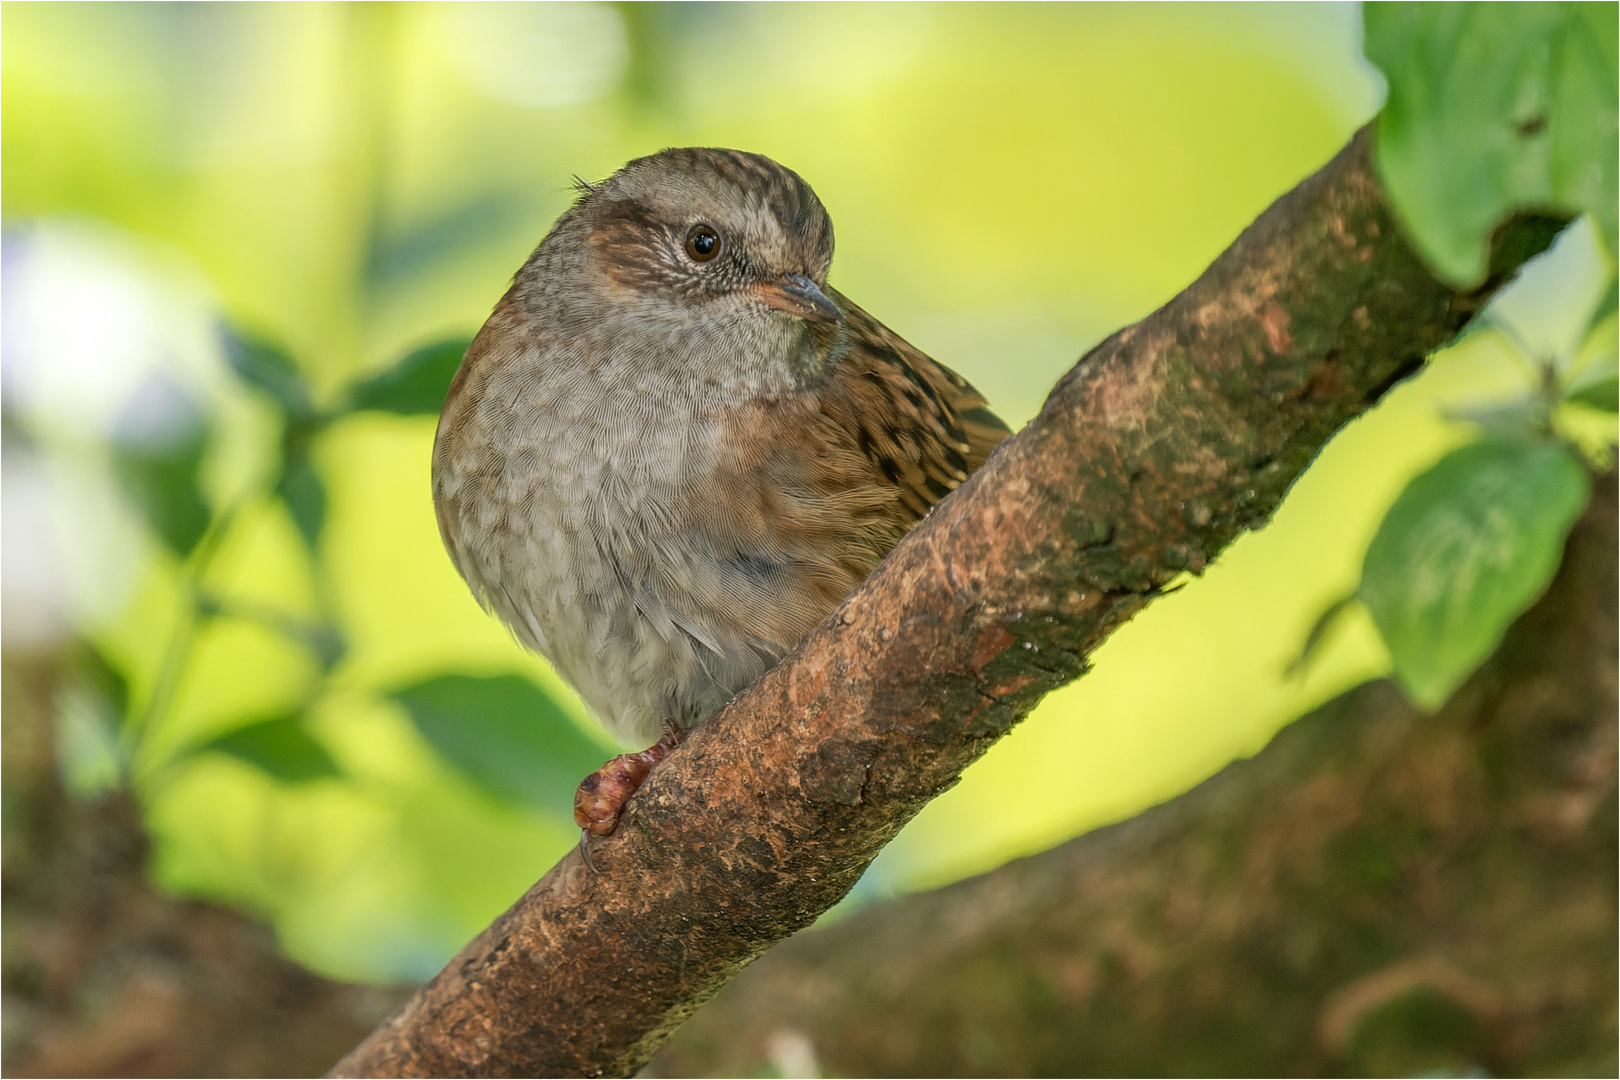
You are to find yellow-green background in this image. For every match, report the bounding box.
[3,2,1607,983]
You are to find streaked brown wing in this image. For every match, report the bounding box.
[823,287,1011,523]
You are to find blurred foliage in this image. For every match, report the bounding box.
[1,2,1613,984]
[1350,2,1618,708]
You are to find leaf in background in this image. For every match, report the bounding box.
[222,326,315,420]
[1565,369,1619,412]
[54,645,131,800]
[1360,438,1592,708]
[1566,316,1619,411]
[1587,275,1618,336]
[194,715,342,783]
[110,372,213,557]
[1364,2,1618,285]
[275,449,327,552]
[391,673,609,817]
[347,336,472,416]
[365,190,534,291]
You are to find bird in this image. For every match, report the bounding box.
[431,148,1009,845]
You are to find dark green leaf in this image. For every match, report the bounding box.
[1566,373,1619,411]
[196,715,341,783]
[391,674,609,816]
[1364,2,1618,284]
[347,337,472,416]
[222,326,315,419]
[276,452,326,551]
[115,435,212,556]
[110,374,213,557]
[1360,438,1592,708]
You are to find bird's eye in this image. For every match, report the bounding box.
[685,224,721,262]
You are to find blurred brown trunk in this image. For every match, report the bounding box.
[0,653,412,1078]
[649,471,1618,1079]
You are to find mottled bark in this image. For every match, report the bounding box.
[330,126,1568,1078]
[652,474,1618,1079]
[0,652,413,1078]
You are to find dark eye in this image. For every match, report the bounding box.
[685,224,721,262]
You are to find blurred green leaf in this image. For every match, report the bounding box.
[1588,276,1618,335]
[114,431,212,557]
[391,674,609,817]
[223,327,316,420]
[1443,392,1548,439]
[195,716,342,783]
[276,441,326,551]
[110,374,213,557]
[1566,372,1619,411]
[366,192,532,290]
[54,645,130,800]
[348,336,471,416]
[1364,2,1618,285]
[1360,438,1591,708]
[1566,323,1619,410]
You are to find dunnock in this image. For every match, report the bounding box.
[432,148,1008,844]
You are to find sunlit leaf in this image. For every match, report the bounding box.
[1364,2,1618,285]
[1360,438,1591,708]
[1588,275,1618,335]
[391,674,609,817]
[222,327,315,420]
[347,336,472,416]
[1566,330,1619,411]
[196,716,342,783]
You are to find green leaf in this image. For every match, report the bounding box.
[54,646,130,800]
[110,374,213,557]
[1566,373,1619,411]
[347,336,471,416]
[223,327,315,419]
[1587,275,1618,336]
[196,716,342,783]
[114,433,212,556]
[391,674,610,817]
[275,449,326,551]
[1364,2,1618,285]
[1360,438,1592,708]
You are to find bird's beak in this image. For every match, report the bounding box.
[753,274,843,323]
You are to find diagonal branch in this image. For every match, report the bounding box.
[330,125,1566,1079]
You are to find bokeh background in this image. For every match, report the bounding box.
[3,1,1611,987]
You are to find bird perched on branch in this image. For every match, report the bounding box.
[432,148,1008,847]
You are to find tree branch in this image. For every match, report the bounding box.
[330,125,1567,1079]
[649,474,1618,1078]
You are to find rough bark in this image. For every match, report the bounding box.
[0,650,414,1078]
[331,125,1567,1078]
[651,474,1619,1079]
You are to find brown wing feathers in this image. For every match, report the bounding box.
[826,289,1010,523]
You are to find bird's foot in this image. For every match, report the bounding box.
[574,722,683,842]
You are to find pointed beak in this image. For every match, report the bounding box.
[753,274,843,323]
